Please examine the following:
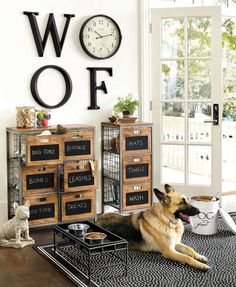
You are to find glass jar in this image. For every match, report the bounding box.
[16,106,35,128]
[35,108,51,127]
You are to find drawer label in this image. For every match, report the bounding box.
[64,140,91,156]
[126,191,148,206]
[26,173,54,190]
[126,163,148,178]
[125,136,148,151]
[29,203,55,220]
[30,144,59,161]
[66,199,91,215]
[68,171,94,187]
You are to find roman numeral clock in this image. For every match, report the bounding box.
[79,14,122,59]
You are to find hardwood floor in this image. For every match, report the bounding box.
[0,227,75,287]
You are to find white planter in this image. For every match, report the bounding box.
[191,196,219,235]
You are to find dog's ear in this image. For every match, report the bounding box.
[24,200,30,207]
[164,184,175,194]
[153,188,170,205]
[13,202,19,211]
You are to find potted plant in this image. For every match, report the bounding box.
[113,95,139,117]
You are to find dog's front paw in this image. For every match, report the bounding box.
[198,262,211,271]
[196,255,208,263]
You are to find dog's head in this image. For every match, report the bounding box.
[153,184,200,224]
[13,200,30,220]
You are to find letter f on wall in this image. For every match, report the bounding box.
[23,12,75,57]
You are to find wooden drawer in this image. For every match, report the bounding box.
[123,154,152,183]
[24,194,58,225]
[22,165,57,195]
[61,191,95,221]
[26,135,63,166]
[122,182,152,212]
[122,127,152,155]
[64,161,97,192]
[61,130,94,161]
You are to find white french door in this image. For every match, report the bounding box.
[151,6,222,199]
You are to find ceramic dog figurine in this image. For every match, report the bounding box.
[0,200,35,248]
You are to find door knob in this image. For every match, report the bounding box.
[204,104,219,125]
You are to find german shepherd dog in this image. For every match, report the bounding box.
[96,184,210,270]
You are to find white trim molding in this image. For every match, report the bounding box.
[0,201,8,224]
[139,0,151,122]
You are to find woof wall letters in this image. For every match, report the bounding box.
[23,12,114,109]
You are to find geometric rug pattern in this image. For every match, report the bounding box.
[34,216,236,287]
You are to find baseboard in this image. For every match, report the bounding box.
[0,201,8,224]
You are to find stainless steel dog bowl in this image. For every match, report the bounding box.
[68,223,90,237]
[84,232,107,244]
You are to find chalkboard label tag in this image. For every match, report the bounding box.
[126,136,148,151]
[26,173,54,190]
[64,140,91,156]
[29,203,55,220]
[126,163,148,179]
[68,171,94,187]
[65,199,91,216]
[126,191,148,206]
[30,144,59,161]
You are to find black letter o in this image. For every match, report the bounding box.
[30,65,72,109]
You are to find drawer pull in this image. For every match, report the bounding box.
[133,158,141,163]
[134,186,142,190]
[72,135,83,139]
[36,197,47,202]
[74,194,82,198]
[133,130,141,135]
[37,166,46,172]
[38,138,50,143]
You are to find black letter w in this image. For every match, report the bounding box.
[23,12,75,57]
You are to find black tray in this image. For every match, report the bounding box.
[54,221,127,249]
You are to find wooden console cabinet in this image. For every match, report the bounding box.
[7,124,97,226]
[101,122,153,213]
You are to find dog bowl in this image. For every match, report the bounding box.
[84,232,107,244]
[68,223,90,237]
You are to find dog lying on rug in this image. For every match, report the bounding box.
[0,201,35,248]
[96,184,210,270]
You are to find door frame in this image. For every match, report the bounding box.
[150,6,222,199]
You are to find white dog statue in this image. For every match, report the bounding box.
[0,200,35,248]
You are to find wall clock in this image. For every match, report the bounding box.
[79,14,122,60]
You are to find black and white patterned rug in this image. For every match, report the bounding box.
[34,216,236,287]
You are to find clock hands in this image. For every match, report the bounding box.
[94,31,103,38]
[95,33,114,39]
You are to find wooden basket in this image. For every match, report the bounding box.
[122,182,151,211]
[61,130,94,161]
[61,191,95,222]
[123,154,152,183]
[122,127,151,155]
[26,135,63,166]
[24,194,58,225]
[64,161,97,192]
[22,165,57,195]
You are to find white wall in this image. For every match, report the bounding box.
[0,0,141,223]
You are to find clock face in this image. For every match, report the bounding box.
[79,15,122,59]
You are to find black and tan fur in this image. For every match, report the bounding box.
[96,184,210,270]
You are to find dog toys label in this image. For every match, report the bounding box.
[30,144,59,161]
